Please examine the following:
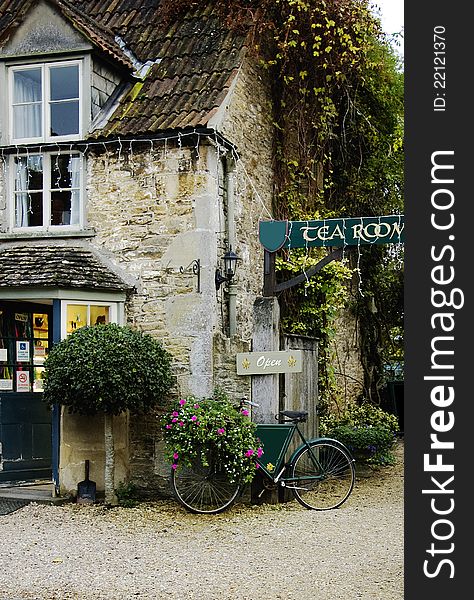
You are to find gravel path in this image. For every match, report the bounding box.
[0,440,404,600]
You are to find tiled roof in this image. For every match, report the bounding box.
[0,245,133,291]
[0,0,248,137]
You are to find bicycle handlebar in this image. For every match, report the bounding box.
[239,397,259,408]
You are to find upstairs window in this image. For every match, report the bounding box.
[10,61,81,143]
[12,152,83,229]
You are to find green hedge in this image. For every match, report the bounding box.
[320,402,399,466]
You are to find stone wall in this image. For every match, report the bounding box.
[82,141,221,495]
[217,55,275,344]
[87,141,222,398]
[210,54,276,401]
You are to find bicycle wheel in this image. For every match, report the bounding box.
[171,454,241,514]
[290,441,355,510]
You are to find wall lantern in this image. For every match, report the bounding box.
[215,247,240,290]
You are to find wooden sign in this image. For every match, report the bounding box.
[237,350,303,375]
[259,215,404,251]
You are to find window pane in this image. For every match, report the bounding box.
[50,154,80,226]
[15,192,43,227]
[13,104,42,139]
[51,155,73,189]
[90,306,109,326]
[49,65,79,101]
[14,155,43,189]
[51,191,72,225]
[50,100,79,136]
[14,156,43,228]
[13,69,42,139]
[13,68,42,102]
[66,305,87,334]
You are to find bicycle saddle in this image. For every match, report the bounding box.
[278,410,308,422]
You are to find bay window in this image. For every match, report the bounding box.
[62,302,117,339]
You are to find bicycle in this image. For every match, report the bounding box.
[171,399,355,514]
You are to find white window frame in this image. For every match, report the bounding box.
[8,59,83,144]
[60,301,119,340]
[8,150,85,232]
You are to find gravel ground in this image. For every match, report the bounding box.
[0,440,403,600]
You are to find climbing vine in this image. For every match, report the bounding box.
[158,0,404,405]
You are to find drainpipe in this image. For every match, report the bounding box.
[226,159,237,337]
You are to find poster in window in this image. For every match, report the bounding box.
[16,341,30,362]
[0,379,13,390]
[16,370,30,392]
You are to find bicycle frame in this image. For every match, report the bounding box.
[255,421,323,484]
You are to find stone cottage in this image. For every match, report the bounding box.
[0,0,363,497]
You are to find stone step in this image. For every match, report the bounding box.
[0,482,70,505]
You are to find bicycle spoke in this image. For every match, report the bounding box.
[290,442,355,510]
[172,456,241,514]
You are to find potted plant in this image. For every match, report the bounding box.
[161,389,263,484]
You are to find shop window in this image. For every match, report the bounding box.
[0,306,51,393]
[64,302,114,337]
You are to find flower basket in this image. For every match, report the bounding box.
[160,391,263,484]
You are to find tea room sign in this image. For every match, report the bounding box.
[236,350,303,375]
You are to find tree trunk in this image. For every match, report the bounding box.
[104,413,117,505]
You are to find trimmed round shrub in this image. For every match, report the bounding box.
[43,323,175,415]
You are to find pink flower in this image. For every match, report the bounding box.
[165,424,172,429]
[245,449,254,457]
[241,409,249,416]
[255,463,260,469]
[179,399,186,406]
[171,463,178,470]
[257,447,263,458]
[172,418,178,423]
[191,415,197,422]
[217,428,225,435]
[173,452,179,460]
[172,411,179,417]
[194,404,200,409]
[178,421,184,427]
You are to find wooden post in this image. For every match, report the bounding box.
[251,296,280,503]
[263,250,276,297]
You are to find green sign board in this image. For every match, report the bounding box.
[259,215,404,252]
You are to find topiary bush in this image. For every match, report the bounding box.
[319,402,399,466]
[43,323,176,504]
[43,323,176,415]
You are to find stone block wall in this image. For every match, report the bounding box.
[217,56,276,344]
[87,141,221,398]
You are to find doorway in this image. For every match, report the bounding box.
[0,301,52,482]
